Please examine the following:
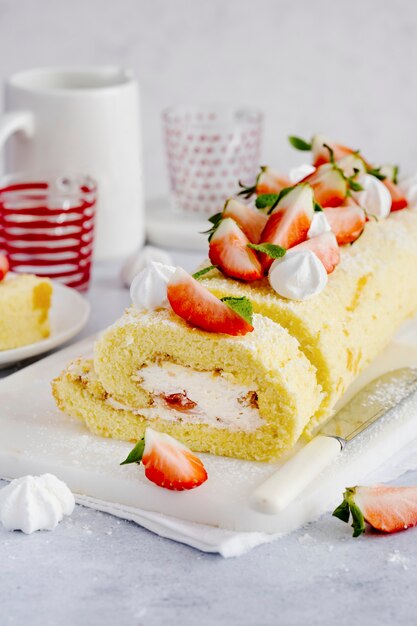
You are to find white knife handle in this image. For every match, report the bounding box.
[250,435,343,515]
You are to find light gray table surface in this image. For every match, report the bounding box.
[1,253,416,626]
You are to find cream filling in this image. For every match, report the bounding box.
[107,361,264,433]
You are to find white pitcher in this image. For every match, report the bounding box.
[0,66,144,260]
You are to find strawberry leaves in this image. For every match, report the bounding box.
[220,296,253,324]
[120,438,145,465]
[333,487,366,537]
[202,212,222,241]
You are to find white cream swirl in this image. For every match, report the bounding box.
[0,474,75,534]
[130,261,176,310]
[307,212,332,238]
[353,174,392,219]
[120,245,173,288]
[268,249,328,301]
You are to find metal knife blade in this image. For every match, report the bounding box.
[250,367,417,515]
[320,367,417,443]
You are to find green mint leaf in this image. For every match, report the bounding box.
[393,165,399,185]
[314,201,323,212]
[255,187,294,213]
[120,438,145,465]
[192,265,218,280]
[288,135,312,151]
[220,296,253,324]
[255,193,279,210]
[248,242,286,259]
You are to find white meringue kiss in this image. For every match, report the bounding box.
[130,261,176,310]
[399,173,417,209]
[307,212,332,239]
[288,164,316,184]
[353,174,392,219]
[0,474,75,534]
[120,245,173,288]
[268,249,328,301]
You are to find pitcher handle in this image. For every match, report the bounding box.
[0,111,34,149]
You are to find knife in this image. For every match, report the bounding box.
[250,367,417,515]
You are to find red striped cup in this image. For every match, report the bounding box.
[0,175,96,291]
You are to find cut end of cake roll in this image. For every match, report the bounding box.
[53,308,322,462]
[0,274,53,351]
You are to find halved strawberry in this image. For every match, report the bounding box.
[0,254,9,281]
[238,166,290,198]
[302,163,347,207]
[222,198,267,243]
[293,231,340,273]
[324,201,366,245]
[209,218,263,281]
[311,135,355,168]
[121,427,208,491]
[256,167,291,195]
[383,178,408,211]
[333,484,417,536]
[167,267,254,335]
[259,184,314,272]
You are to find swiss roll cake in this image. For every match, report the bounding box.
[53,308,322,461]
[52,132,417,465]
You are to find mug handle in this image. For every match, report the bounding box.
[0,111,34,148]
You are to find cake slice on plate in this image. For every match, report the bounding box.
[0,268,53,351]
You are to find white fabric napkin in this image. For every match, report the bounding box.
[75,435,417,558]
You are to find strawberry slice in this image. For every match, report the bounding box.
[293,231,340,273]
[209,218,263,281]
[302,163,347,207]
[333,484,417,536]
[323,201,366,245]
[121,427,208,491]
[0,254,9,281]
[383,178,408,211]
[239,166,290,198]
[222,198,267,243]
[259,184,314,272]
[167,267,254,335]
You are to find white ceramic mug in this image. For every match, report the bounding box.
[0,66,144,260]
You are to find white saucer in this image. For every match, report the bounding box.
[0,281,90,368]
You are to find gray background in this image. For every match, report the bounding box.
[1,0,416,198]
